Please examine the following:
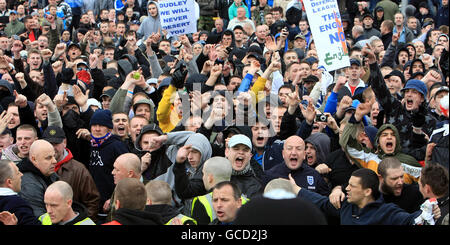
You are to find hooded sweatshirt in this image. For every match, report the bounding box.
[340,119,422,184]
[305,133,331,169]
[155,132,212,204]
[137,1,162,40]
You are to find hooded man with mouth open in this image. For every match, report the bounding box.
[366,44,436,161]
[339,99,423,185]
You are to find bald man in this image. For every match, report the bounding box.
[17,140,59,217]
[112,153,142,185]
[105,153,142,221]
[39,181,96,225]
[263,136,330,196]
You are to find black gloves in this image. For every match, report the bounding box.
[412,105,427,128]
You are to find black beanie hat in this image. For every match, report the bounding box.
[89,109,113,129]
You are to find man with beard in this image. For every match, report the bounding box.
[378,157,424,213]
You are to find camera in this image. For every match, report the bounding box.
[171,60,188,89]
[316,113,328,122]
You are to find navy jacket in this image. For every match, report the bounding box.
[263,161,330,196]
[0,192,41,225]
[254,137,284,172]
[88,134,129,208]
[299,189,422,225]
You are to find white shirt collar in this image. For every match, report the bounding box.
[0,187,17,196]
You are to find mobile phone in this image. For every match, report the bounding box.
[12,35,20,40]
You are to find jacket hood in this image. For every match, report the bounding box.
[112,208,163,225]
[147,1,160,17]
[17,157,57,186]
[304,132,331,165]
[0,79,14,95]
[409,58,425,77]
[395,46,410,66]
[134,123,163,152]
[375,124,402,156]
[185,133,212,167]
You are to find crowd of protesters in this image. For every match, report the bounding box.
[0,0,448,226]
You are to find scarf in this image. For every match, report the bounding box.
[90,132,112,148]
[232,162,253,176]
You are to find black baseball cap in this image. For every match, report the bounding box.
[42,126,66,144]
[350,58,361,66]
[384,70,406,84]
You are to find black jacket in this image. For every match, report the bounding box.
[0,193,41,225]
[145,204,196,225]
[264,161,330,196]
[173,162,263,200]
[109,208,163,225]
[369,62,436,160]
[88,134,129,209]
[231,169,263,199]
[429,121,449,169]
[381,183,424,213]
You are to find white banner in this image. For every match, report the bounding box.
[158,0,197,37]
[303,0,350,71]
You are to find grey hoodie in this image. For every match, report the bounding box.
[155,131,212,204]
[137,1,163,40]
[305,132,331,168]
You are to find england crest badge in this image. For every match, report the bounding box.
[307,176,314,185]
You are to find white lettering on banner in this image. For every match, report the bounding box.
[159,0,197,37]
[303,0,350,71]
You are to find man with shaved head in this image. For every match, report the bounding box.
[111,153,142,185]
[38,181,96,225]
[17,140,59,217]
[105,153,142,222]
[263,136,330,196]
[42,125,100,221]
